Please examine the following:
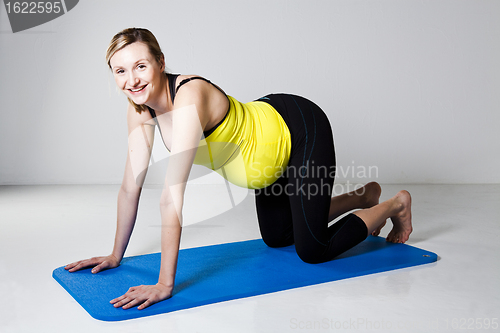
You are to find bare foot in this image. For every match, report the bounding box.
[386,190,413,243]
[356,181,382,209]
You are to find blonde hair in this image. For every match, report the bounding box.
[106,27,167,113]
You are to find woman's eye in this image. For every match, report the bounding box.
[115,69,124,74]
[138,64,146,69]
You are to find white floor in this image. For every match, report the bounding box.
[1,184,499,333]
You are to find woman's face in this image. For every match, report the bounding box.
[109,42,164,106]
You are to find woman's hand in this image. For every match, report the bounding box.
[110,283,173,310]
[64,254,120,273]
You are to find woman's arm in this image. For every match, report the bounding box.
[157,87,210,289]
[111,103,156,263]
[65,103,155,273]
[110,82,212,310]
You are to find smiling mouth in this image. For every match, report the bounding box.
[129,85,147,93]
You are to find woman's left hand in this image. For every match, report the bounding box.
[110,283,173,310]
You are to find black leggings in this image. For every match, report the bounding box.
[254,93,368,264]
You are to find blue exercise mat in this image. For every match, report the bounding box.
[53,236,437,321]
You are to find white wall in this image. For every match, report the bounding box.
[0,0,499,185]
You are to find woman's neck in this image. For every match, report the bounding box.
[145,72,170,114]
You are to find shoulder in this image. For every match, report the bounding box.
[171,75,216,130]
[171,74,228,130]
[173,74,212,106]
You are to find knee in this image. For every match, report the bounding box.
[295,245,326,264]
[262,234,294,248]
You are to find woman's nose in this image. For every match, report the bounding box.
[128,72,139,86]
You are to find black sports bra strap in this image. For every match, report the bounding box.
[175,76,227,97]
[166,73,180,104]
[147,106,159,124]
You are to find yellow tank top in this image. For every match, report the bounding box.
[193,95,291,189]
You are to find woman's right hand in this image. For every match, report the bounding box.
[65,254,121,274]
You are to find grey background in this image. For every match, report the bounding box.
[1,0,499,185]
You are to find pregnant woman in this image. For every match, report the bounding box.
[65,28,413,310]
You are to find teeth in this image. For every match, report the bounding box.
[131,86,145,92]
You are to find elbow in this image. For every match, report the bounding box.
[159,193,174,207]
[120,184,141,198]
[159,191,183,210]
[159,192,184,227]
